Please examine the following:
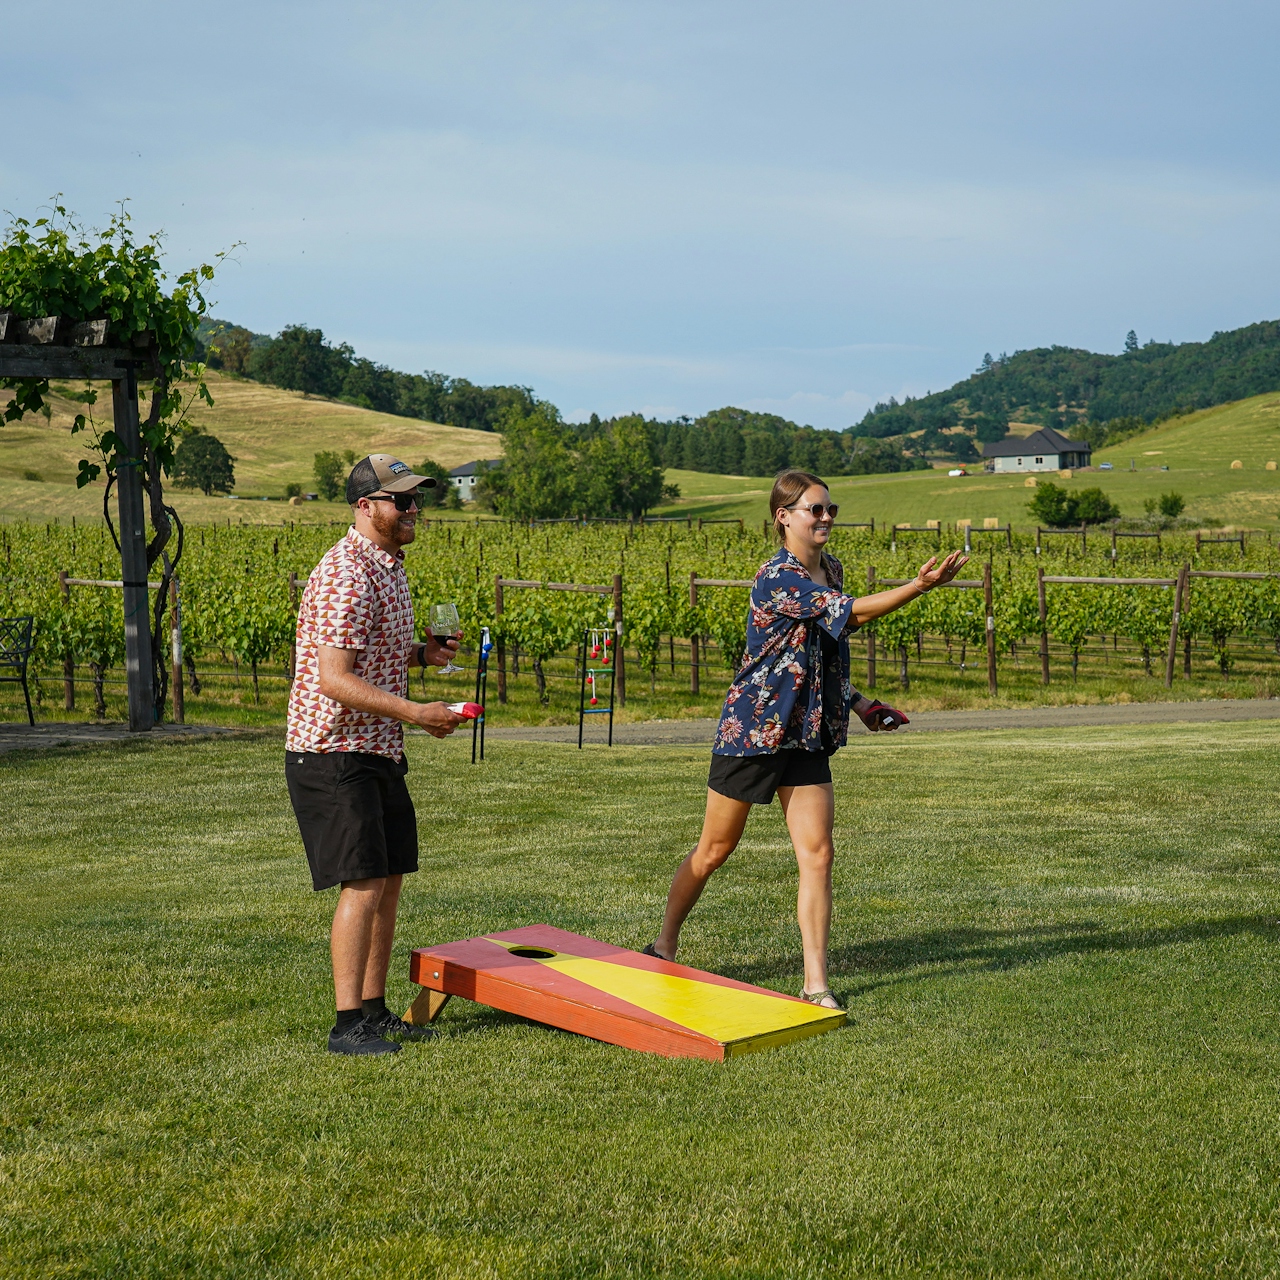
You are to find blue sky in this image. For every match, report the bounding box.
[3,2,1278,427]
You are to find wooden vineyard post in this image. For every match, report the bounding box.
[169,575,184,724]
[495,575,507,704]
[613,572,625,707]
[689,573,699,695]
[58,570,74,710]
[112,365,153,731]
[865,565,876,689]
[1037,566,1050,685]
[1164,563,1187,688]
[984,560,997,696]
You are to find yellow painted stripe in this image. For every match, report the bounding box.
[539,953,842,1043]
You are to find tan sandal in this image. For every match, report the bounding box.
[800,988,844,1011]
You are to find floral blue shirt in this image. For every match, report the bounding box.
[713,548,861,757]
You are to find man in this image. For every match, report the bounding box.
[285,454,464,1055]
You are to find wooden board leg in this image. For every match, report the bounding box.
[404,988,451,1025]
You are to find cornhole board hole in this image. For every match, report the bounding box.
[405,924,845,1061]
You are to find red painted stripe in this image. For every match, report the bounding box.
[410,936,705,1042]
[487,924,809,1003]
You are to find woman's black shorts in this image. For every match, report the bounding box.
[707,748,833,805]
[285,750,419,891]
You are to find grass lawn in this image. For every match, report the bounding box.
[3,723,1280,1276]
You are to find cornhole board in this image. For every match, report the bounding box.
[405,924,845,1061]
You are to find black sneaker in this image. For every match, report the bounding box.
[363,1007,437,1043]
[327,1019,401,1056]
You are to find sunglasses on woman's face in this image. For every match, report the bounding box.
[366,491,422,512]
[787,502,839,520]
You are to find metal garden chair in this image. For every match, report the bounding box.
[0,616,35,726]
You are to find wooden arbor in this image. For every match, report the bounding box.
[0,319,157,730]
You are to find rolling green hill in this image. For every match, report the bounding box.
[0,371,504,524]
[854,319,1280,449]
[1,373,1276,532]
[652,392,1280,530]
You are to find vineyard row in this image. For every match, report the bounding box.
[1,520,1278,715]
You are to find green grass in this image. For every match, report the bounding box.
[4,724,1280,1276]
[655,393,1280,528]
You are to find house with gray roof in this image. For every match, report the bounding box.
[449,459,499,502]
[982,427,1091,473]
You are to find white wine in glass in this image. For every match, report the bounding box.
[429,602,463,675]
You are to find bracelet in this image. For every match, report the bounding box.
[915,580,934,594]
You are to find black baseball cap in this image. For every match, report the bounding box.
[345,454,437,505]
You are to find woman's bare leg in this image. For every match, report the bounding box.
[653,789,752,960]
[777,782,836,994]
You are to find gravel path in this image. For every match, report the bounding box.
[0,723,252,755]
[4,698,1277,755]
[485,698,1280,747]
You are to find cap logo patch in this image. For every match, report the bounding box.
[388,461,410,475]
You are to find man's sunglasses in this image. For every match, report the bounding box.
[786,501,839,520]
[365,491,423,512]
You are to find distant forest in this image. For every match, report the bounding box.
[199,316,1280,478]
[641,409,930,476]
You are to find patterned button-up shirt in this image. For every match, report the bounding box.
[713,548,861,757]
[286,527,415,761]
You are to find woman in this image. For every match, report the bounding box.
[645,469,967,1008]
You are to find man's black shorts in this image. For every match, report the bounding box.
[707,748,833,805]
[285,751,418,891]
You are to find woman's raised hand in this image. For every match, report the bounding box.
[914,550,969,592]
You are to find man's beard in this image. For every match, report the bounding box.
[369,503,417,546]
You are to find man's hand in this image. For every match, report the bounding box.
[417,636,461,667]
[914,549,969,593]
[410,701,465,738]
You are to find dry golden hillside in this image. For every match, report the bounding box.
[0,371,504,523]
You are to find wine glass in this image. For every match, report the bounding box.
[429,602,464,675]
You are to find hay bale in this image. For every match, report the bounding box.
[1231,460,1243,469]
[1024,476,1037,487]
[984,517,999,528]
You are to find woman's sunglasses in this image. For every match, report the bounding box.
[365,491,423,512]
[786,502,839,520]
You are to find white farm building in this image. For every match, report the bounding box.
[982,428,1091,473]
[449,459,498,502]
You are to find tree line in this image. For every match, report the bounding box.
[198,319,931,486]
[646,407,932,477]
[199,320,537,433]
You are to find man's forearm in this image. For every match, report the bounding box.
[319,669,421,723]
